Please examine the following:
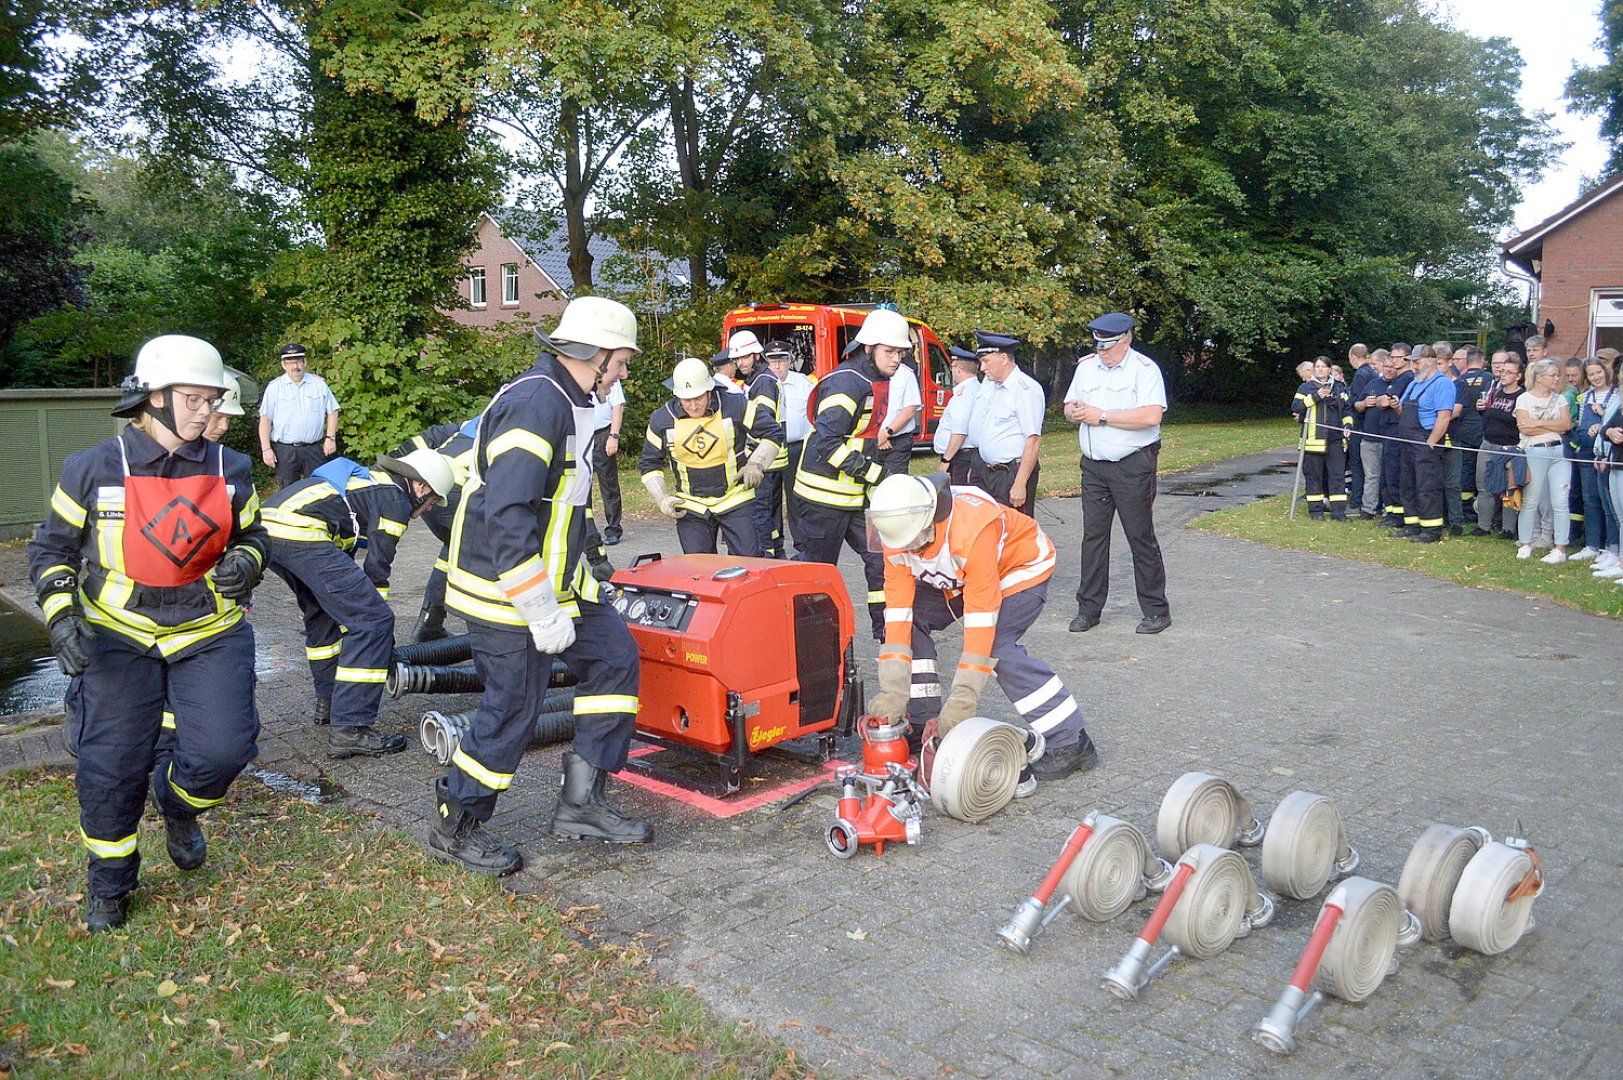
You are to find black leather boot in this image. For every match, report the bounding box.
[151,771,205,870]
[549,751,653,844]
[313,698,331,726]
[84,893,130,933]
[328,726,408,759]
[428,778,523,875]
[411,605,448,643]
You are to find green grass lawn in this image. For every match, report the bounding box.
[611,411,1299,518]
[0,770,810,1078]
[1192,497,1623,621]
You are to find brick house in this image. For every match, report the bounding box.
[1503,172,1623,357]
[445,213,697,330]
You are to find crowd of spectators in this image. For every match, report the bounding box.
[1291,338,1623,580]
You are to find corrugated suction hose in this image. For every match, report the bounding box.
[1260,791,1359,900]
[928,717,1026,823]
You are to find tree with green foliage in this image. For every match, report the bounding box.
[0,142,90,375]
[1568,0,1623,181]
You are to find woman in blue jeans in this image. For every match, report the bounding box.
[1515,359,1573,563]
[1575,358,1619,565]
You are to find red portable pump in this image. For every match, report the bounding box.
[609,553,861,794]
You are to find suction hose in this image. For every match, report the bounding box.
[392,634,474,666]
[1156,772,1265,861]
[1259,791,1359,900]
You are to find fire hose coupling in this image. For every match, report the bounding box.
[1260,790,1360,901]
[995,811,1099,955]
[419,709,470,765]
[1253,877,1415,1055]
[1103,843,1272,1001]
[825,765,923,860]
[1156,772,1266,863]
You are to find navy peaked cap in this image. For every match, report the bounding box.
[948,345,980,361]
[974,331,1020,354]
[1087,312,1135,336]
[708,350,736,369]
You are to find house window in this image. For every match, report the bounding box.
[502,263,519,305]
[1591,289,1623,354]
[468,267,487,308]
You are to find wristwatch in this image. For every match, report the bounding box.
[1100,412,1110,427]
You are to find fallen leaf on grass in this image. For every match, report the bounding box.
[44,977,75,989]
[268,1031,290,1044]
[155,979,178,998]
[543,1041,572,1056]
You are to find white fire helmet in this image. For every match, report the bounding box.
[867,473,950,550]
[671,357,714,399]
[546,296,641,359]
[855,309,914,350]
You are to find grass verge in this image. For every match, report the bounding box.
[0,769,810,1078]
[1191,496,1623,621]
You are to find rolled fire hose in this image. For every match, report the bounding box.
[1156,772,1266,862]
[392,634,474,666]
[1314,877,1410,1002]
[1449,840,1542,955]
[418,693,577,765]
[928,717,1026,823]
[1260,791,1359,900]
[1396,824,1491,941]
[1060,814,1173,922]
[1161,844,1274,959]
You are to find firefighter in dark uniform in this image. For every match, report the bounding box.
[1291,356,1353,519]
[29,335,267,932]
[1378,344,1414,526]
[793,307,909,640]
[431,297,651,876]
[262,448,454,756]
[395,417,479,642]
[641,357,783,556]
[739,337,790,557]
[1390,346,1457,543]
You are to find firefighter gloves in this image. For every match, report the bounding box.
[503,570,577,654]
[870,649,912,723]
[640,472,687,519]
[212,547,263,601]
[839,453,877,482]
[48,611,95,676]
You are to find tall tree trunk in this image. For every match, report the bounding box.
[669,77,707,301]
[560,98,594,291]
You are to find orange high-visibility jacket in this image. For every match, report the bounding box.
[881,486,1056,666]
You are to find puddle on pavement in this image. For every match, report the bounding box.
[243,765,346,804]
[0,594,68,715]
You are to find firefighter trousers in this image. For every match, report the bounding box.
[1397,428,1445,534]
[903,581,1087,750]
[268,539,395,728]
[76,621,259,898]
[793,501,886,639]
[750,468,786,558]
[676,505,759,557]
[1302,442,1347,518]
[447,601,639,821]
[1380,436,1406,521]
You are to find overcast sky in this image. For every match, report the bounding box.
[1434,0,1610,234]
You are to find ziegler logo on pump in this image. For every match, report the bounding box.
[140,496,222,567]
[748,724,788,750]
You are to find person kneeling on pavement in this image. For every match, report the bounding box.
[262,448,454,758]
[865,473,1098,784]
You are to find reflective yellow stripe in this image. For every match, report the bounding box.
[574,693,639,715]
[164,765,224,810]
[376,586,390,599]
[335,666,387,683]
[865,590,885,605]
[433,556,449,572]
[81,828,138,859]
[83,596,243,658]
[486,428,553,465]
[306,641,343,661]
[377,517,407,538]
[451,746,514,790]
[41,592,74,622]
[238,490,261,530]
[161,711,176,731]
[446,585,527,627]
[819,393,857,416]
[496,554,545,593]
[50,486,87,528]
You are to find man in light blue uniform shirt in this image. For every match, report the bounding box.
[772,342,817,556]
[1063,312,1171,635]
[964,331,1044,515]
[259,343,341,489]
[935,346,983,485]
